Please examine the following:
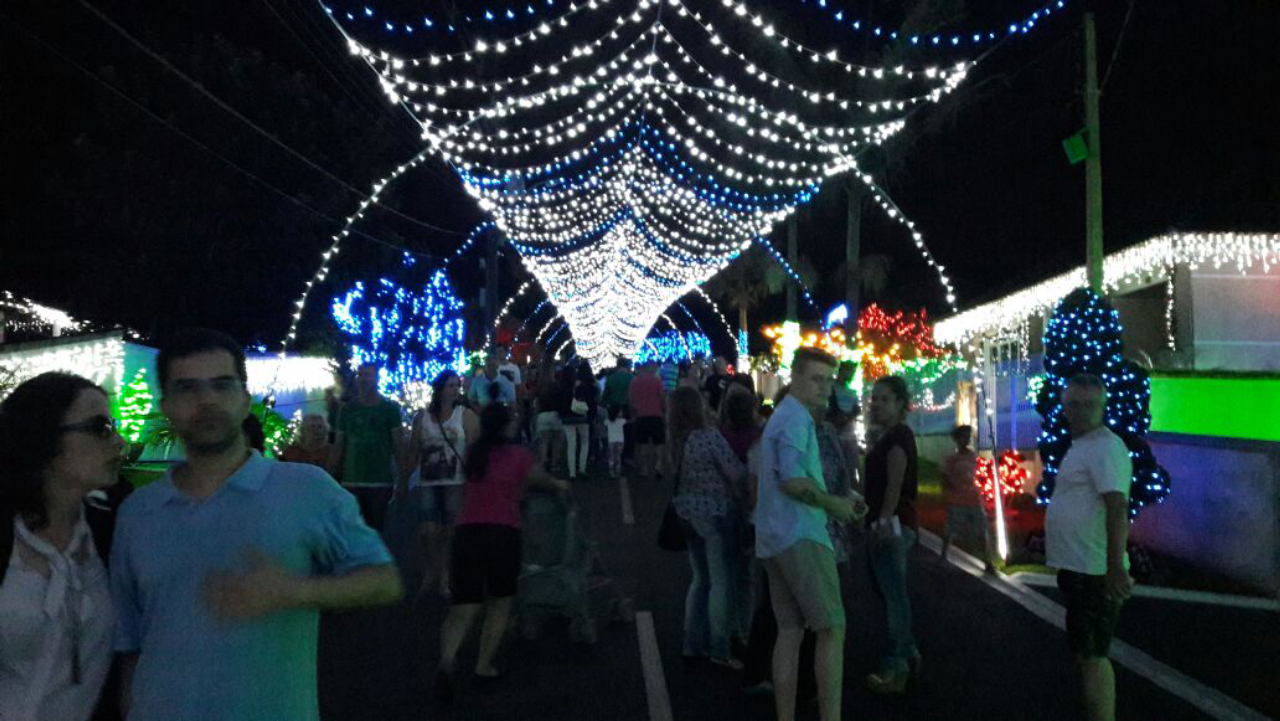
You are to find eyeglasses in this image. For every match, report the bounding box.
[59,415,120,440]
[169,377,245,398]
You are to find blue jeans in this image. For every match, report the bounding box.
[868,525,918,672]
[682,515,739,659]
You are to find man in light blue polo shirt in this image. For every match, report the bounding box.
[756,347,863,721]
[110,329,403,721]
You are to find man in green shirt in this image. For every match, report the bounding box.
[601,357,634,412]
[333,363,404,531]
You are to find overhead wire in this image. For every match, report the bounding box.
[73,0,467,236]
[261,0,419,153]
[0,14,448,261]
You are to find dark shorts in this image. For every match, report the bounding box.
[633,416,665,445]
[1058,570,1123,658]
[345,485,394,531]
[450,524,522,604]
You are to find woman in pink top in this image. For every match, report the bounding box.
[436,403,567,708]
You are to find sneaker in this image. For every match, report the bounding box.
[743,680,774,696]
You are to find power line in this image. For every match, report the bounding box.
[73,0,466,236]
[281,0,459,186]
[1100,0,1136,93]
[0,15,448,261]
[263,0,419,152]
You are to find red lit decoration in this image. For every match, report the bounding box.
[854,304,945,381]
[975,450,1029,505]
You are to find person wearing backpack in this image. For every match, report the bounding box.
[1,372,130,721]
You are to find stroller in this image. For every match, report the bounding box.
[516,491,634,644]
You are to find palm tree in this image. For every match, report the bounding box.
[831,254,894,306]
[704,246,782,352]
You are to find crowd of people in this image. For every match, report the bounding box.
[0,330,1134,721]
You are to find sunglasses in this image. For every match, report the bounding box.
[59,415,120,440]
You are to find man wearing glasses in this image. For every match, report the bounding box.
[109,328,402,721]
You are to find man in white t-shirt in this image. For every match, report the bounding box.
[1044,373,1133,721]
[495,344,522,385]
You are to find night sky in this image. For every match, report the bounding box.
[2,0,1277,354]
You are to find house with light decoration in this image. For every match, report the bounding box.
[917,232,1280,595]
[0,293,337,460]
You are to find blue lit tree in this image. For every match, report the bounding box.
[633,331,712,365]
[1035,288,1171,519]
[331,266,468,400]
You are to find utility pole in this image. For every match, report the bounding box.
[786,213,798,321]
[484,228,499,348]
[1084,9,1105,292]
[844,180,865,340]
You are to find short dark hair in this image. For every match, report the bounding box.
[0,373,106,531]
[951,425,973,444]
[156,327,247,393]
[721,385,758,432]
[792,347,838,376]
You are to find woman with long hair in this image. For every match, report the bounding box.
[667,386,749,670]
[1,372,128,721]
[403,370,479,598]
[557,363,598,480]
[863,375,921,694]
[436,403,567,707]
[718,384,762,465]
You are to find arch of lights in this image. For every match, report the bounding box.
[325,0,976,367]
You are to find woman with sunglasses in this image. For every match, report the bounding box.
[1,372,129,721]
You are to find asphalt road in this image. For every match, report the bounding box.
[316,461,1241,720]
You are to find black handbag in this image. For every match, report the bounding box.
[657,454,687,552]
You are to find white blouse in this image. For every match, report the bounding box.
[0,515,113,721]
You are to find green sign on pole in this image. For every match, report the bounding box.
[1062,130,1089,165]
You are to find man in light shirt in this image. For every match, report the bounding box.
[1044,373,1134,721]
[467,354,516,408]
[755,347,863,721]
[111,328,402,721]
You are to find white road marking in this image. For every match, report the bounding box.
[1011,572,1280,612]
[635,611,673,721]
[918,529,1271,721]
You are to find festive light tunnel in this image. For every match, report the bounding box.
[325,0,987,367]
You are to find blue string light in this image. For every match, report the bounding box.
[794,0,1067,47]
[634,331,712,364]
[331,263,469,399]
[324,0,1066,48]
[1033,288,1172,519]
[323,0,556,36]
[753,237,819,312]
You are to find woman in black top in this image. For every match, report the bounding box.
[863,376,920,694]
[558,363,598,479]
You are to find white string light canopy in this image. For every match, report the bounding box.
[327,0,973,367]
